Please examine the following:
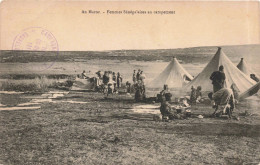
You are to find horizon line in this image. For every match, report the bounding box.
[0,43,259,52]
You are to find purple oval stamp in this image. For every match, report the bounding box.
[12,27,59,71]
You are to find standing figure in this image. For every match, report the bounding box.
[95,71,101,87]
[136,69,141,81]
[159,84,172,102]
[195,86,202,103]
[117,72,122,88]
[103,71,109,85]
[210,65,226,93]
[96,71,101,78]
[102,71,110,95]
[139,71,146,84]
[134,80,146,102]
[132,70,136,84]
[112,72,117,91]
[190,86,196,105]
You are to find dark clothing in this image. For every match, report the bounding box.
[251,76,259,82]
[112,75,117,82]
[126,82,131,93]
[96,72,101,78]
[160,89,172,102]
[210,71,226,92]
[160,101,173,117]
[136,72,141,81]
[190,89,196,105]
[134,82,145,102]
[195,90,202,99]
[103,75,109,84]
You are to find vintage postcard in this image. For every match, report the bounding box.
[0,0,259,164]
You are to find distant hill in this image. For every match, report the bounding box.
[0,44,259,64]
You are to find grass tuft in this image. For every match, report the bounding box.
[0,77,58,92]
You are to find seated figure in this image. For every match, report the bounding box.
[195,86,202,103]
[81,70,88,79]
[160,99,173,120]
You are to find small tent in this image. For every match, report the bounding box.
[147,57,193,88]
[183,47,256,93]
[237,58,258,77]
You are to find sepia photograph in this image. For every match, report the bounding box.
[0,1,259,164]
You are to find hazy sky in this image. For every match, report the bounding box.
[0,1,259,51]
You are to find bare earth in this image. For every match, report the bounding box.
[0,91,259,165]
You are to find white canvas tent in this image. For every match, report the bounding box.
[237,58,258,77]
[238,82,260,100]
[71,77,95,91]
[183,47,256,93]
[147,57,193,88]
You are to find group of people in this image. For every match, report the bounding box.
[132,69,146,84]
[80,70,123,95]
[99,71,123,95]
[189,86,202,105]
[80,64,254,119]
[99,71,123,88]
[159,65,235,120]
[78,62,257,121]
[80,69,149,99]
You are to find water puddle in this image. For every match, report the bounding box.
[131,104,161,114]
[0,90,89,111]
[60,100,89,104]
[135,105,160,109]
[48,91,70,94]
[31,99,89,104]
[31,99,53,103]
[22,90,89,106]
[17,102,40,106]
[0,106,41,111]
[0,103,6,107]
[0,91,24,94]
[131,108,161,114]
[131,104,190,115]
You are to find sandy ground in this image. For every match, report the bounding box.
[0,91,260,165]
